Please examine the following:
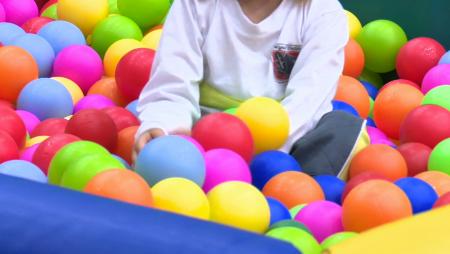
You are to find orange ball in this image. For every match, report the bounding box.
[334,75,371,118]
[343,39,365,78]
[88,77,127,107]
[84,169,153,207]
[115,125,138,165]
[415,171,450,197]
[343,180,412,232]
[262,171,324,209]
[349,144,408,181]
[374,84,424,139]
[0,46,39,103]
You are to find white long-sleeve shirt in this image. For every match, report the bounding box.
[137,0,348,152]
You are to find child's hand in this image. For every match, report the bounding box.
[132,128,165,164]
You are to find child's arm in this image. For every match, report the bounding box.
[281,3,348,151]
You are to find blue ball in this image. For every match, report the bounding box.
[314,175,346,204]
[0,23,25,45]
[135,135,205,186]
[332,100,359,117]
[37,21,86,54]
[0,160,47,183]
[366,118,377,127]
[126,100,139,118]
[267,197,291,225]
[11,33,55,77]
[17,78,73,120]
[439,51,450,65]
[361,81,379,100]
[395,177,438,214]
[112,154,131,169]
[250,151,301,189]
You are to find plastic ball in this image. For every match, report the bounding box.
[334,76,370,118]
[321,232,358,249]
[332,100,359,117]
[400,105,450,148]
[1,0,38,26]
[52,77,84,105]
[115,126,138,165]
[250,150,301,190]
[290,204,307,219]
[396,37,446,84]
[136,135,205,186]
[57,0,109,35]
[343,38,365,78]
[37,21,86,54]
[16,110,40,134]
[356,20,407,73]
[17,78,73,120]
[88,77,127,106]
[112,154,131,169]
[85,169,153,207]
[439,50,450,64]
[433,192,450,208]
[178,135,205,156]
[91,15,143,57]
[267,198,291,225]
[30,118,67,138]
[269,220,312,234]
[117,0,170,31]
[224,107,237,115]
[0,160,46,183]
[192,113,254,162]
[345,10,361,39]
[395,177,438,214]
[422,85,450,110]
[208,181,270,233]
[236,97,289,154]
[21,16,52,34]
[0,131,19,163]
[0,108,26,147]
[25,135,48,148]
[74,95,116,113]
[152,177,209,219]
[366,126,388,143]
[142,27,162,50]
[40,0,58,15]
[108,0,119,14]
[382,79,421,93]
[0,46,39,103]
[342,180,412,232]
[359,68,384,88]
[65,109,118,152]
[422,64,450,94]
[397,143,431,177]
[374,84,424,139]
[125,99,139,117]
[202,149,251,193]
[266,227,321,254]
[41,3,57,19]
[415,171,450,197]
[103,39,147,77]
[428,138,450,175]
[115,48,155,102]
[314,175,346,205]
[0,23,26,45]
[262,171,324,209]
[342,172,390,203]
[102,106,139,132]
[0,3,4,22]
[20,143,39,162]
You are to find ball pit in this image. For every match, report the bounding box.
[343,38,365,78]
[334,75,370,118]
[103,38,148,77]
[0,130,19,163]
[0,160,46,183]
[30,118,68,138]
[266,227,321,254]
[428,138,450,175]
[20,143,39,162]
[395,177,438,214]
[21,17,52,34]
[74,95,116,113]
[421,64,450,94]
[422,85,450,110]
[117,0,170,31]
[0,0,38,26]
[314,175,346,204]
[397,143,432,177]
[0,22,26,45]
[267,198,291,225]
[115,126,138,165]
[433,192,450,209]
[52,77,84,105]
[88,77,127,106]
[321,232,358,250]
[37,21,86,54]
[415,171,450,197]
[142,27,163,50]
[0,107,27,147]
[332,100,359,117]
[16,110,40,134]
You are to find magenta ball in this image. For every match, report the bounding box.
[0,0,38,26]
[74,94,116,113]
[16,110,41,134]
[295,201,344,242]
[422,64,450,94]
[179,135,206,156]
[367,126,388,141]
[0,3,5,22]
[203,149,252,193]
[20,143,39,162]
[52,45,103,93]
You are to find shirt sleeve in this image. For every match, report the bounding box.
[280,4,349,152]
[136,0,206,138]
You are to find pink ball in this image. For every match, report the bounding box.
[0,0,38,26]
[179,135,206,156]
[0,3,5,22]
[295,201,344,242]
[203,149,252,193]
[20,143,39,162]
[367,126,388,141]
[422,64,450,94]
[74,95,116,113]
[52,45,103,93]
[16,110,41,134]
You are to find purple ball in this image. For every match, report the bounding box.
[73,94,116,113]
[20,143,39,162]
[422,64,450,94]
[16,110,41,134]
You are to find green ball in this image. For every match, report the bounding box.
[60,154,126,191]
[224,108,238,115]
[369,97,374,118]
[321,232,358,250]
[48,141,109,185]
[42,3,58,19]
[118,0,170,31]
[268,220,312,234]
[422,85,450,111]
[356,20,407,73]
[91,15,143,57]
[428,138,450,175]
[266,227,321,254]
[359,68,384,89]
[289,204,307,219]
[108,0,120,14]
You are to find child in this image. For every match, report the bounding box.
[135,0,367,177]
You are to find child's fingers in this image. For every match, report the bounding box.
[132,132,152,163]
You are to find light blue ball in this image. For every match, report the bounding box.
[17,78,73,120]
[0,22,25,45]
[126,100,139,118]
[11,33,55,77]
[37,21,86,54]
[0,160,47,183]
[439,51,450,65]
[136,135,205,186]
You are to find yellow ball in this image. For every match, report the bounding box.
[208,181,270,233]
[103,39,148,77]
[52,77,84,104]
[152,178,210,220]
[236,97,289,154]
[142,28,163,50]
[57,0,109,36]
[25,136,49,148]
[345,10,362,39]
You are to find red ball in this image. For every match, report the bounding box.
[65,109,118,152]
[400,105,450,148]
[0,130,19,163]
[396,38,446,85]
[31,118,68,138]
[0,107,27,148]
[380,79,420,93]
[192,113,254,162]
[22,16,53,34]
[32,133,80,174]
[341,172,389,203]
[433,192,450,209]
[115,48,155,102]
[397,143,432,177]
[101,106,140,132]
[0,100,14,109]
